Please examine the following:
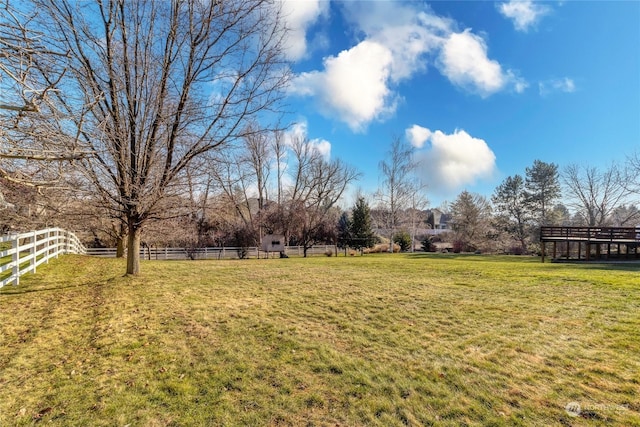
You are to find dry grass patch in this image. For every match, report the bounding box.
[0,254,639,426]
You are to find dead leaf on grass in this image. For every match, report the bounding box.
[33,407,52,420]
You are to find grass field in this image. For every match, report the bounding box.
[0,254,639,426]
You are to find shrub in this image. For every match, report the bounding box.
[420,235,434,252]
[393,231,412,252]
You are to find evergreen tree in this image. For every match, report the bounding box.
[421,235,434,252]
[393,231,412,252]
[336,212,352,251]
[351,197,376,251]
[449,191,492,252]
[525,160,561,226]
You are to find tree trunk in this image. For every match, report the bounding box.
[114,222,127,258]
[116,237,126,258]
[126,223,142,275]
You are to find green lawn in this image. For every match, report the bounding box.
[0,254,638,426]
[0,250,44,285]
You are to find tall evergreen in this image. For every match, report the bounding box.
[525,160,561,226]
[350,197,376,251]
[336,212,352,250]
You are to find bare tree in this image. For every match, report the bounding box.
[282,138,360,256]
[627,151,640,197]
[0,0,92,212]
[406,183,429,252]
[563,164,631,226]
[272,130,287,206]
[375,137,421,252]
[23,0,289,274]
[609,204,640,227]
[492,174,532,252]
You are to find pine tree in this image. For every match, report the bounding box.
[525,160,561,226]
[336,212,352,251]
[351,197,376,252]
[449,191,492,252]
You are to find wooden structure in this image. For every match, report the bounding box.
[540,226,640,262]
[260,234,285,253]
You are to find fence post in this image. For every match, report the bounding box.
[45,229,51,264]
[55,229,60,259]
[11,234,20,286]
[30,230,37,274]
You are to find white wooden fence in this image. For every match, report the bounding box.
[0,228,86,288]
[86,245,336,260]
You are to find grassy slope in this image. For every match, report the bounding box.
[0,254,638,426]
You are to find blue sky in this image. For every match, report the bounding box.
[278,0,640,208]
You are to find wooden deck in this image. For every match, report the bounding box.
[540,226,640,262]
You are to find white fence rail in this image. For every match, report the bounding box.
[86,245,336,260]
[0,228,86,288]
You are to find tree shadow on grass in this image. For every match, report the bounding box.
[0,275,121,296]
[407,252,640,271]
[553,260,640,273]
[406,252,539,262]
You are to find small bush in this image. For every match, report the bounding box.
[420,236,434,252]
[393,231,412,252]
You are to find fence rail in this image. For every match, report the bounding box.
[0,228,86,288]
[86,245,336,260]
[540,226,640,242]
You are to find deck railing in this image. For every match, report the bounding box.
[539,226,640,262]
[0,228,86,288]
[540,226,640,242]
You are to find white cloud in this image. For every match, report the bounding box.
[290,3,526,131]
[411,126,497,193]
[406,124,432,148]
[512,75,529,93]
[290,40,396,132]
[289,1,450,132]
[539,77,576,96]
[438,30,525,97]
[311,139,332,159]
[283,120,332,159]
[498,0,551,32]
[284,121,308,145]
[280,0,329,61]
[341,2,450,81]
